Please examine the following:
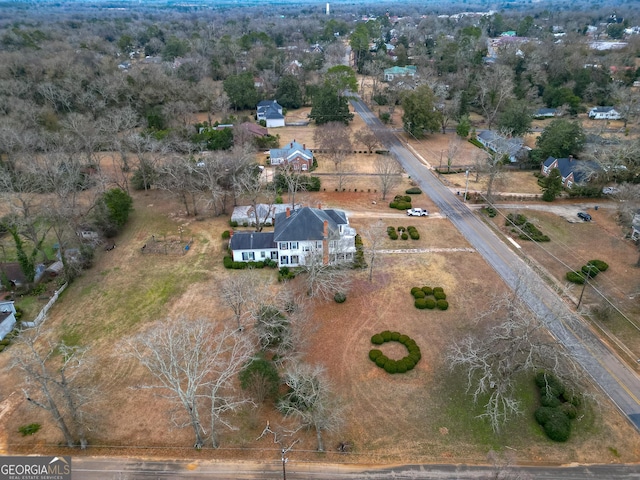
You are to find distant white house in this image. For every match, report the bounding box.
[257,100,285,128]
[588,106,621,120]
[0,300,16,341]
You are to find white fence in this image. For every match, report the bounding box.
[23,283,68,328]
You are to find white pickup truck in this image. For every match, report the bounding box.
[407,208,429,217]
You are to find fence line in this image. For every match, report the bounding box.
[23,283,68,328]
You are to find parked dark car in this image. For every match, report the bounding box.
[577,212,592,222]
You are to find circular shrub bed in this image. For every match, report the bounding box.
[421,286,433,295]
[401,233,409,240]
[368,331,421,374]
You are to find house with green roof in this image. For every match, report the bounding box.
[383,65,417,82]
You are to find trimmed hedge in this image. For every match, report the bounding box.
[436,299,449,310]
[224,256,275,270]
[415,298,428,309]
[533,371,579,442]
[368,330,422,374]
[401,233,409,240]
[411,285,450,311]
[566,271,585,284]
[588,259,608,272]
[405,187,422,194]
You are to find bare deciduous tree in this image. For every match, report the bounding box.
[374,154,403,200]
[476,65,515,130]
[299,250,353,302]
[361,220,386,282]
[128,317,253,448]
[12,327,94,448]
[313,122,352,170]
[354,127,380,154]
[447,285,584,433]
[220,270,261,330]
[277,363,344,452]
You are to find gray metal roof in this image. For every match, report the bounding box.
[273,207,346,242]
[229,232,275,250]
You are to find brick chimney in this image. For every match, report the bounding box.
[303,143,306,150]
[322,220,329,265]
[317,202,322,210]
[286,207,291,218]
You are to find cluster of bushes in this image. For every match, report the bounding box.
[410,286,449,310]
[566,259,609,284]
[278,266,296,282]
[389,195,412,210]
[369,331,421,374]
[483,207,497,218]
[534,372,581,442]
[223,256,277,270]
[405,187,422,195]
[505,213,550,242]
[387,226,420,241]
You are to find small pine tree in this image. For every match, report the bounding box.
[542,168,563,202]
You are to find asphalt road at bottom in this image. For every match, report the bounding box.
[72,457,640,479]
[348,95,640,433]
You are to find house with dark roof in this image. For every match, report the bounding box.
[229,206,356,267]
[0,300,16,341]
[541,156,600,189]
[257,100,285,128]
[269,140,313,171]
[476,130,530,163]
[588,106,621,120]
[535,108,558,118]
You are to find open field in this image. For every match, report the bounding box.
[1,185,640,465]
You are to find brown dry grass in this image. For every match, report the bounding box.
[1,186,639,465]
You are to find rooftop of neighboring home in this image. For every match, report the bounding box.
[270,140,313,160]
[543,156,600,183]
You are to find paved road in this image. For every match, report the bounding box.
[72,457,640,479]
[349,95,640,431]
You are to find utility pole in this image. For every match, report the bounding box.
[577,271,592,310]
[464,170,470,202]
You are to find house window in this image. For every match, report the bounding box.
[260,251,266,258]
[303,245,311,252]
[329,240,337,248]
[279,242,288,250]
[291,255,299,264]
[280,256,289,265]
[242,252,255,261]
[316,241,323,249]
[289,241,299,250]
[271,251,278,260]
